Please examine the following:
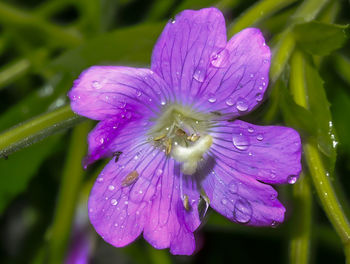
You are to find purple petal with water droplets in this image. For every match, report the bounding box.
[209,119,302,184]
[68,66,169,121]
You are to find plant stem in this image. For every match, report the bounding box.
[0,105,85,157]
[289,174,312,264]
[48,121,91,264]
[290,50,350,263]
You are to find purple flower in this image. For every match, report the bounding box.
[68,8,301,255]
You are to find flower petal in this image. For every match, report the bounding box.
[83,116,151,166]
[151,7,227,103]
[143,159,200,255]
[69,66,169,120]
[202,160,285,226]
[195,28,271,118]
[209,120,302,184]
[89,143,201,254]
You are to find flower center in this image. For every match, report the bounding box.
[148,104,215,175]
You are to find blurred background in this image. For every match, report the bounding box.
[0,0,349,263]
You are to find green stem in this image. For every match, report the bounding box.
[48,121,91,264]
[0,58,31,89]
[290,50,350,263]
[228,0,298,36]
[0,105,85,157]
[0,2,82,47]
[289,174,312,264]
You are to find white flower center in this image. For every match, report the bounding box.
[148,104,216,175]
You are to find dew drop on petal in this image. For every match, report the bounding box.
[207,93,217,103]
[271,221,280,228]
[210,49,229,68]
[111,199,118,205]
[92,81,101,89]
[234,199,252,224]
[97,177,104,183]
[156,169,163,176]
[100,138,104,144]
[108,185,115,191]
[193,68,205,82]
[236,97,249,112]
[226,97,234,106]
[228,181,238,194]
[248,127,254,133]
[256,93,263,102]
[232,133,250,151]
[256,134,264,141]
[221,199,228,205]
[287,175,297,184]
[136,90,142,97]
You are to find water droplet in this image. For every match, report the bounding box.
[226,97,234,106]
[100,138,104,144]
[256,93,263,102]
[236,97,249,112]
[210,49,229,68]
[161,101,166,106]
[108,185,115,191]
[221,199,228,205]
[97,177,104,183]
[271,221,280,228]
[250,73,254,78]
[170,18,176,24]
[232,132,250,151]
[207,93,217,103]
[258,86,263,90]
[156,169,163,176]
[193,68,205,82]
[124,201,129,205]
[111,199,118,205]
[136,90,142,97]
[228,181,238,193]
[234,199,252,223]
[248,127,254,133]
[287,175,297,184]
[119,100,126,109]
[263,59,269,64]
[92,80,101,89]
[114,223,118,227]
[256,134,264,141]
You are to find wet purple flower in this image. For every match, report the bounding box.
[68,8,301,255]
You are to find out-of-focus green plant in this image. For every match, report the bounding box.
[0,0,349,264]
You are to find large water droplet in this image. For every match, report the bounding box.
[207,93,217,103]
[236,97,249,112]
[248,127,254,133]
[234,199,252,223]
[193,68,205,82]
[287,175,297,184]
[232,133,250,151]
[228,181,238,193]
[210,49,229,68]
[256,134,264,141]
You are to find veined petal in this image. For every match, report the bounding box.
[143,159,200,255]
[89,143,201,254]
[151,8,227,104]
[69,66,169,120]
[84,116,151,166]
[202,160,285,226]
[195,28,271,118]
[209,120,302,184]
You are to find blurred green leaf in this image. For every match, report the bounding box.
[0,134,61,214]
[50,23,164,77]
[293,21,350,56]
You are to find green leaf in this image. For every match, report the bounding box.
[0,134,61,214]
[293,21,350,56]
[304,56,337,167]
[50,23,164,77]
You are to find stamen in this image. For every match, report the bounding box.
[187,134,200,142]
[154,134,166,141]
[175,128,187,137]
[183,194,190,211]
[121,170,139,187]
[165,138,172,155]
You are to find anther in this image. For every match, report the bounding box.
[154,134,166,141]
[113,151,122,163]
[187,134,200,142]
[183,194,190,211]
[121,170,139,187]
[165,138,172,155]
[175,128,187,137]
